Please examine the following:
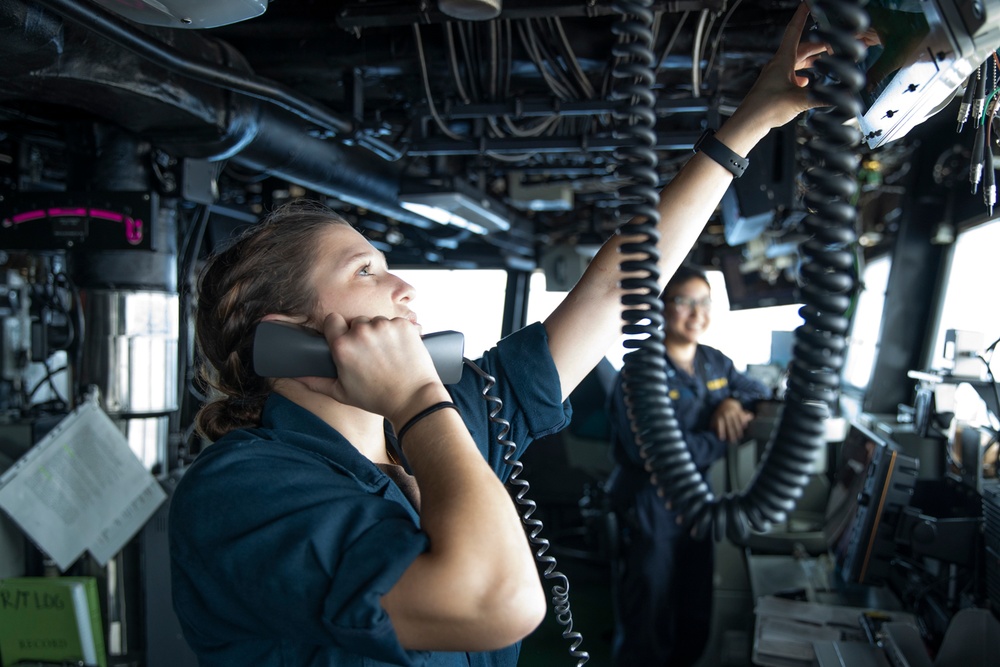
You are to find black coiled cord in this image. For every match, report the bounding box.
[462,359,590,666]
[616,1,867,543]
[610,0,677,521]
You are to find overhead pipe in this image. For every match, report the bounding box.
[229,110,439,230]
[30,0,357,140]
[0,0,521,240]
[407,131,702,156]
[33,0,406,162]
[425,97,712,120]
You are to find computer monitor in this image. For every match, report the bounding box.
[851,0,1000,148]
[826,422,920,585]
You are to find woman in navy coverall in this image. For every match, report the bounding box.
[168,8,822,665]
[607,266,772,666]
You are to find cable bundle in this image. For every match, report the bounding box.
[958,54,1000,214]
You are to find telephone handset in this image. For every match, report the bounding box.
[252,320,465,384]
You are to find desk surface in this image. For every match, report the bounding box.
[751,594,918,667]
[748,553,913,667]
[747,552,904,610]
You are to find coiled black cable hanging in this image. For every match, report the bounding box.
[616,0,867,543]
[610,0,669,522]
[462,359,590,666]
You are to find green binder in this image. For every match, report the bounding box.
[0,576,107,667]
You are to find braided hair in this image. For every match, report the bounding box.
[194,200,352,442]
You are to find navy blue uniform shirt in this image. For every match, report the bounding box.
[169,322,571,667]
[608,344,771,494]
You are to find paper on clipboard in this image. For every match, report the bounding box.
[0,396,166,570]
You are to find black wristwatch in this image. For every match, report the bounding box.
[693,128,749,179]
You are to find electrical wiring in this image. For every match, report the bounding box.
[974,61,988,128]
[497,114,560,138]
[25,273,77,398]
[973,117,987,193]
[179,204,212,289]
[179,204,212,420]
[650,9,664,61]
[447,20,552,144]
[957,50,1000,213]
[517,20,575,100]
[530,18,587,100]
[494,20,563,141]
[426,18,561,153]
[691,9,710,97]
[986,112,996,213]
[654,10,690,76]
[900,556,977,604]
[981,60,999,126]
[957,72,977,132]
[25,360,67,406]
[551,17,596,100]
[483,148,543,162]
[983,56,999,212]
[412,23,466,141]
[445,22,472,105]
[980,335,1000,431]
[698,10,719,88]
[31,271,74,347]
[703,0,745,83]
[501,18,513,102]
[456,22,482,103]
[487,19,499,102]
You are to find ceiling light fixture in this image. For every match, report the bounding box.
[90,0,269,29]
[437,0,502,21]
[399,181,511,236]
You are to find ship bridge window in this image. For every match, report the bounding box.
[929,219,1000,374]
[843,255,893,391]
[393,269,507,359]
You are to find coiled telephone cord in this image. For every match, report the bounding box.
[464,358,590,666]
[614,0,865,541]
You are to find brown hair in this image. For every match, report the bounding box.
[194,200,351,442]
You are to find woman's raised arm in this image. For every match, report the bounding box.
[543,2,827,400]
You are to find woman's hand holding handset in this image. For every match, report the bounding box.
[288,312,451,425]
[319,312,450,423]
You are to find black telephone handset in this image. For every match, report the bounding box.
[252,320,465,384]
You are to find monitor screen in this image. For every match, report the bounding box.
[828,422,920,585]
[824,423,885,560]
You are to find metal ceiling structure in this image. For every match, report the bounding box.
[0,0,917,273]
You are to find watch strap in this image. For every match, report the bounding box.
[693,129,749,178]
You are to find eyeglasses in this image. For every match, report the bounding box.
[667,296,712,310]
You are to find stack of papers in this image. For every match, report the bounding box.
[753,595,917,667]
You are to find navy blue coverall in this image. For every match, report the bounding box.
[606,344,771,666]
